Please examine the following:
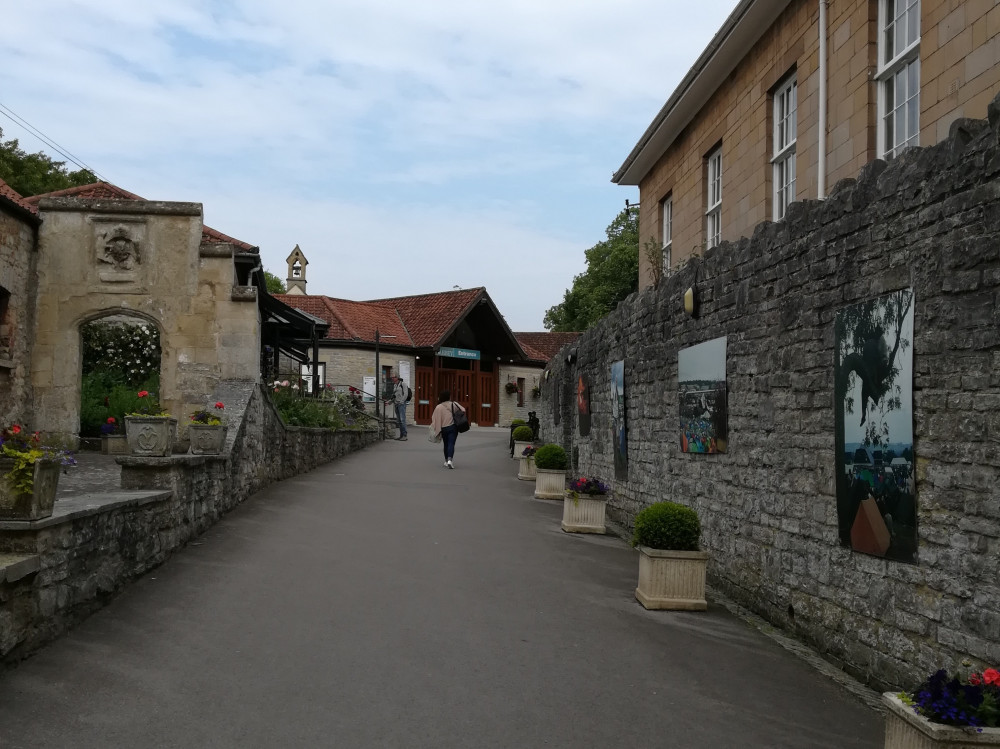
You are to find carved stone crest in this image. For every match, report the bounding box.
[99,225,141,271]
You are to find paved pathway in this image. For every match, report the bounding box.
[0,428,883,748]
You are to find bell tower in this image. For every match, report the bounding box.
[285,245,308,295]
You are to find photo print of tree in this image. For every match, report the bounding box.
[610,360,627,479]
[834,288,915,563]
[577,374,591,437]
[678,337,728,454]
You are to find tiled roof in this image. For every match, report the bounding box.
[368,288,483,348]
[514,332,581,363]
[274,295,413,345]
[0,177,37,215]
[24,182,256,250]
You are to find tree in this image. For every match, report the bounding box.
[0,127,96,197]
[264,270,286,294]
[544,207,639,332]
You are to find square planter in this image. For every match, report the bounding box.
[518,455,537,481]
[124,416,177,457]
[513,440,533,460]
[635,547,709,611]
[188,424,227,455]
[561,493,606,534]
[101,434,129,455]
[0,458,61,520]
[533,468,565,499]
[882,692,1000,748]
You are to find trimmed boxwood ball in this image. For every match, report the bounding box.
[632,501,700,551]
[510,419,527,427]
[533,443,568,471]
[512,425,533,441]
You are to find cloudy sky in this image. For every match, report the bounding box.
[4,0,739,331]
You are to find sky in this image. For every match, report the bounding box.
[3,0,740,331]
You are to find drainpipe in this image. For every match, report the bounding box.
[818,0,828,199]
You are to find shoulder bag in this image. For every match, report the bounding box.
[451,402,470,433]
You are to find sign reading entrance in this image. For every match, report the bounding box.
[437,347,480,360]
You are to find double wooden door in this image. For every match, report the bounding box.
[414,367,496,426]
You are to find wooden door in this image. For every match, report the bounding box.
[415,367,434,424]
[455,372,472,417]
[477,371,496,426]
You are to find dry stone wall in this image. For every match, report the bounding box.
[539,94,1000,691]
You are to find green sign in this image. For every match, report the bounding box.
[437,347,480,360]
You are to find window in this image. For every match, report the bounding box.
[705,148,722,249]
[661,196,673,272]
[772,75,797,221]
[877,0,920,158]
[517,377,525,407]
[0,287,10,360]
[300,362,326,394]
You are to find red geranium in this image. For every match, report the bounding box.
[970,672,983,685]
[107,417,116,424]
[11,424,20,435]
[137,390,149,398]
[984,668,1000,686]
[215,402,224,410]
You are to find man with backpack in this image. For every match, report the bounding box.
[391,374,411,440]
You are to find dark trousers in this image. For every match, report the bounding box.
[441,425,458,461]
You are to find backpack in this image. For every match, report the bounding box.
[405,385,413,403]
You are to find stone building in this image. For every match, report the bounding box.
[275,251,579,426]
[614,0,1000,287]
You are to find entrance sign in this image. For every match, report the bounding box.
[362,375,376,402]
[437,347,480,360]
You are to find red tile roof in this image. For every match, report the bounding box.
[514,332,581,363]
[369,288,483,348]
[0,177,37,215]
[24,182,257,251]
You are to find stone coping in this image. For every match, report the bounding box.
[0,490,171,530]
[636,547,710,560]
[0,553,40,583]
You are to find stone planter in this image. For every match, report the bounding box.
[188,424,226,455]
[882,692,1000,748]
[635,547,709,611]
[517,455,537,481]
[513,440,533,460]
[533,468,565,500]
[561,493,606,534]
[124,416,177,457]
[101,434,129,455]
[0,458,61,520]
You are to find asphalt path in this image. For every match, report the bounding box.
[0,428,882,748]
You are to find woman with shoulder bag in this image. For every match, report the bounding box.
[430,390,467,469]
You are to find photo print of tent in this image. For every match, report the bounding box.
[678,336,728,454]
[834,288,915,563]
[610,360,627,479]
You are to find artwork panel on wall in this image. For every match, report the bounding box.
[577,374,591,437]
[610,359,627,479]
[834,288,915,563]
[678,336,728,454]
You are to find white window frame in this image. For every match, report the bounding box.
[661,195,673,272]
[300,362,326,394]
[876,0,920,158]
[705,148,722,249]
[771,74,797,221]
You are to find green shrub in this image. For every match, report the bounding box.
[510,419,527,427]
[512,426,533,441]
[533,443,568,471]
[79,371,160,437]
[632,501,700,551]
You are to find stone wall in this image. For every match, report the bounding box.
[498,364,545,426]
[539,96,1000,690]
[0,383,378,661]
[0,205,38,426]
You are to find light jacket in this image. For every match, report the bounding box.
[431,401,465,434]
[393,379,408,406]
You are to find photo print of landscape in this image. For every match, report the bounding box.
[678,337,728,454]
[610,360,627,479]
[834,288,915,563]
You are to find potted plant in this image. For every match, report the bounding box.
[533,443,567,500]
[512,425,534,460]
[0,424,76,520]
[883,666,1000,747]
[632,501,708,610]
[505,381,520,395]
[188,402,226,455]
[531,384,541,398]
[562,476,609,534]
[100,416,128,455]
[518,445,537,481]
[124,389,176,457]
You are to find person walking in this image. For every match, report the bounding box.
[430,390,465,469]
[392,375,409,440]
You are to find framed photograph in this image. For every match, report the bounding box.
[610,360,627,479]
[678,337,728,454]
